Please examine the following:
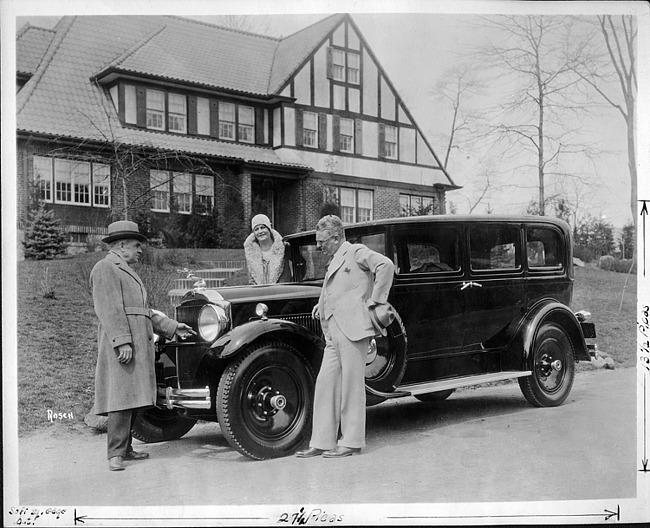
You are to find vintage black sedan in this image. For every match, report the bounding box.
[133,215,597,459]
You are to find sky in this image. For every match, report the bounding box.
[6,0,650,230]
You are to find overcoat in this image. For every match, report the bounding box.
[91,251,178,416]
[244,228,292,285]
[318,241,394,342]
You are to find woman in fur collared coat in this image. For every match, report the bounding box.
[91,221,195,472]
[244,214,292,285]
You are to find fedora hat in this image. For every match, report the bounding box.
[102,220,147,244]
[369,303,396,336]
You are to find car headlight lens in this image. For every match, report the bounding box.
[198,304,229,342]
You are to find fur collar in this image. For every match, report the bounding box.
[244,229,286,285]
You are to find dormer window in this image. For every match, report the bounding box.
[168,93,187,133]
[218,102,235,140]
[146,89,165,130]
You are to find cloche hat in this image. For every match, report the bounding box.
[251,213,272,231]
[102,220,147,244]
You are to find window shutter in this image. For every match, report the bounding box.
[355,118,363,155]
[255,107,265,145]
[332,115,341,152]
[136,87,146,127]
[318,113,327,150]
[326,46,333,80]
[187,96,197,135]
[209,100,219,138]
[378,123,385,158]
[295,109,304,147]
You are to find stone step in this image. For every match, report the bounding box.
[181,268,243,280]
[195,260,246,270]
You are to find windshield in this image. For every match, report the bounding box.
[290,230,389,282]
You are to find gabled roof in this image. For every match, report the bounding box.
[16,24,55,76]
[16,15,319,169]
[267,13,345,93]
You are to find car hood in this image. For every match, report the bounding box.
[215,282,323,304]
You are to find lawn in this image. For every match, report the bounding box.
[12,254,637,437]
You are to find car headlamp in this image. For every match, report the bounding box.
[198,304,229,342]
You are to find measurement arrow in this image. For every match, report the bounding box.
[74,509,268,525]
[388,504,620,522]
[641,201,648,276]
[642,373,649,473]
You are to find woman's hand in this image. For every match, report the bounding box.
[175,323,197,340]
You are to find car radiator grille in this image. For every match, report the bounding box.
[175,305,202,334]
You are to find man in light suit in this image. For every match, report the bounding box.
[297,215,395,458]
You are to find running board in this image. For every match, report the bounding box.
[366,371,532,400]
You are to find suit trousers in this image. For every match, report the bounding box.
[107,409,136,459]
[309,316,368,450]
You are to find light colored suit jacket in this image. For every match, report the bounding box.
[318,241,394,342]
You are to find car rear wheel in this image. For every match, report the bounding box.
[217,341,315,460]
[131,407,197,443]
[518,322,575,407]
[414,389,455,402]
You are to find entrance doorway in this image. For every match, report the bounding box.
[251,176,276,226]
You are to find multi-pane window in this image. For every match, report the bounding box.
[346,52,360,84]
[34,156,53,202]
[33,156,109,207]
[195,175,214,212]
[331,49,360,84]
[303,112,318,148]
[238,106,254,143]
[400,194,436,216]
[173,172,192,214]
[340,118,354,153]
[332,49,345,81]
[93,163,111,207]
[150,170,169,212]
[219,102,235,140]
[325,185,373,224]
[146,89,165,130]
[168,93,187,133]
[384,125,397,159]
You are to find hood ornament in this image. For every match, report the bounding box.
[177,268,206,291]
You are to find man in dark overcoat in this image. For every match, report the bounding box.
[91,220,195,471]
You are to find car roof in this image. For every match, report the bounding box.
[285,214,571,239]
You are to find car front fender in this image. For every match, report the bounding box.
[207,318,325,361]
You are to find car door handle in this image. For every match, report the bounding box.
[461,281,483,290]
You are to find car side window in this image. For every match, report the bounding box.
[470,225,521,271]
[527,227,563,270]
[394,226,461,274]
[347,232,387,256]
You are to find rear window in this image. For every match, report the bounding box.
[527,227,563,270]
[470,225,521,271]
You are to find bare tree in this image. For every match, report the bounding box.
[470,15,598,215]
[432,64,484,170]
[571,15,637,227]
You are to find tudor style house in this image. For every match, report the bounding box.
[16,14,458,244]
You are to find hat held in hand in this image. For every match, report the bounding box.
[369,303,396,336]
[102,220,147,244]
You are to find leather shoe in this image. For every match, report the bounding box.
[322,446,361,458]
[108,456,125,471]
[125,450,150,460]
[296,447,325,458]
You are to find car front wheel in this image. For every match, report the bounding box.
[216,341,315,460]
[518,322,575,407]
[131,407,197,443]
